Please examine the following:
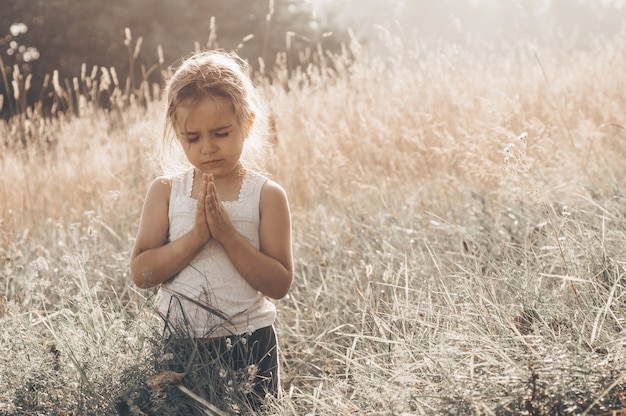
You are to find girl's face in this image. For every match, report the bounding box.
[174,97,251,180]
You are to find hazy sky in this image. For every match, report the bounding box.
[471,0,626,9]
[307,0,626,45]
[309,0,626,12]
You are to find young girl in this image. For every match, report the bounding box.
[130,50,293,410]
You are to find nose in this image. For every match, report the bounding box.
[201,137,217,153]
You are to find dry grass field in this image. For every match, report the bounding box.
[1,27,626,415]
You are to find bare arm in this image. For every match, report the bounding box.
[205,178,293,299]
[130,176,211,288]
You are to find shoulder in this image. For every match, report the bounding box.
[259,179,290,215]
[245,171,287,202]
[147,176,172,196]
[260,179,288,203]
[143,176,173,207]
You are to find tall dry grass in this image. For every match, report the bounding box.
[1,26,626,415]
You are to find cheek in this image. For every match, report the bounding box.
[176,139,194,155]
[176,137,187,150]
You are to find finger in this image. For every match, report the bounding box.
[204,183,215,216]
[194,189,211,241]
[209,182,220,210]
[205,175,212,200]
[199,190,212,228]
[198,189,205,214]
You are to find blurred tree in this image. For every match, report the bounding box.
[0,0,321,118]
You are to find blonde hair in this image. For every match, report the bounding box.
[156,50,269,175]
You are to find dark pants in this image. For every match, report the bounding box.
[162,326,279,412]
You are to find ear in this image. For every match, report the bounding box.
[245,113,256,135]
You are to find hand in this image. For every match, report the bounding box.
[204,174,235,243]
[193,174,212,244]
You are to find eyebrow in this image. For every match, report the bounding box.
[179,124,233,135]
[213,124,232,132]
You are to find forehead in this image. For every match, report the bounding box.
[174,97,237,130]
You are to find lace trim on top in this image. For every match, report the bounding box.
[168,168,264,242]
[181,169,255,204]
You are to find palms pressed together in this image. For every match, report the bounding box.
[195,173,235,246]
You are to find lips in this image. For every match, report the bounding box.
[202,160,222,169]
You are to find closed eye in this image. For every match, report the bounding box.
[213,124,233,138]
[185,135,200,143]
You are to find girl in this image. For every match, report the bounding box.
[130,50,293,411]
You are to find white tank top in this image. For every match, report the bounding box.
[156,168,276,338]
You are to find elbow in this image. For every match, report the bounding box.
[130,252,146,288]
[130,259,142,288]
[273,291,290,300]
[130,268,146,289]
[269,272,293,300]
[131,274,147,289]
[130,262,155,289]
[269,289,289,300]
